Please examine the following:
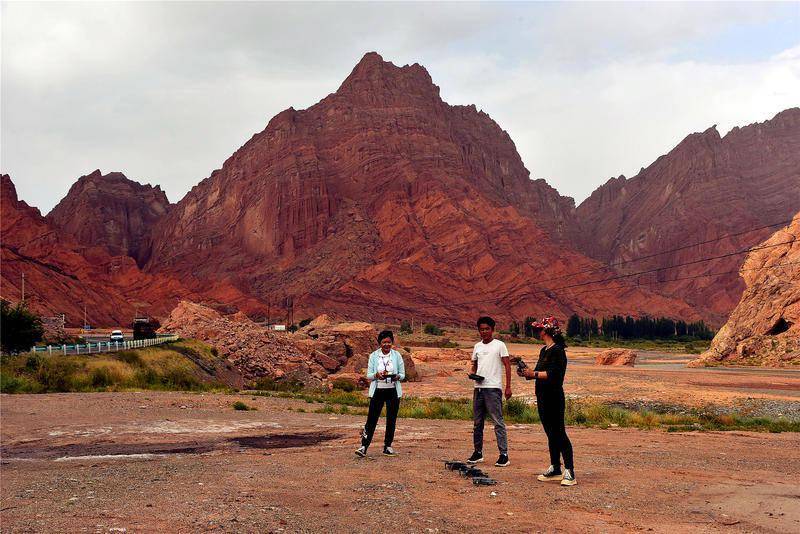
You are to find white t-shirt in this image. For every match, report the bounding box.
[472,338,509,389]
[376,351,396,389]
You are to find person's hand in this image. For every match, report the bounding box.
[505,387,512,400]
[515,367,525,377]
[523,369,535,380]
[376,370,385,380]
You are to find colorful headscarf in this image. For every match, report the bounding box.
[531,316,562,337]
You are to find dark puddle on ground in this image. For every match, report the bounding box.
[1,441,217,460]
[1,432,343,460]
[232,432,342,450]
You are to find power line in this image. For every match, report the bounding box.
[549,238,796,293]
[547,218,794,282]
[563,259,800,299]
[399,237,796,310]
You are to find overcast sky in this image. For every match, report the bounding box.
[2,1,799,213]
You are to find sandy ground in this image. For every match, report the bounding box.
[2,392,799,533]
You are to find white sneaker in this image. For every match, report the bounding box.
[355,446,367,457]
[537,465,563,482]
[383,446,397,456]
[560,468,576,486]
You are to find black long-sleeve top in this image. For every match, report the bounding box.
[534,344,567,398]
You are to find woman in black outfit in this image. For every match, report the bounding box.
[517,316,575,486]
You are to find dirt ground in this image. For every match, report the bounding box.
[2,391,799,533]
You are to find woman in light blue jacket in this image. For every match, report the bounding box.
[355,330,405,457]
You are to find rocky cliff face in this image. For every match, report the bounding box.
[574,109,800,321]
[690,215,799,367]
[47,170,171,264]
[0,174,186,326]
[144,52,692,324]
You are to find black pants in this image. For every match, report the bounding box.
[537,392,574,470]
[361,388,400,449]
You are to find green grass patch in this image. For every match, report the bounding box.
[0,339,228,393]
[232,400,256,411]
[250,388,798,433]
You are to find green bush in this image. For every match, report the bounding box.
[252,377,304,392]
[233,400,255,411]
[399,320,412,334]
[331,378,356,392]
[1,300,44,354]
[423,323,444,336]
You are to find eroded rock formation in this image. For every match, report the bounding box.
[47,170,171,264]
[595,348,637,367]
[691,215,799,367]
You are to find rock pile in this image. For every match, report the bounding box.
[161,302,360,386]
[595,348,637,367]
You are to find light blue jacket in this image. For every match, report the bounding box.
[366,349,406,398]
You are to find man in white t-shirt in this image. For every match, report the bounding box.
[466,316,511,467]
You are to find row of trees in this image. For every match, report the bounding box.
[568,313,714,340]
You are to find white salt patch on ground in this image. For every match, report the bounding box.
[54,453,169,462]
[131,420,283,434]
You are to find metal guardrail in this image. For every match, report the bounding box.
[30,334,179,356]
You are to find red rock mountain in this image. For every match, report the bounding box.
[573,108,800,322]
[143,52,694,324]
[1,174,265,326]
[47,170,171,265]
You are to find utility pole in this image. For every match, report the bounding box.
[84,305,87,330]
[21,273,25,303]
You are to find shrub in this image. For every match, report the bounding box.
[1,300,44,354]
[298,318,312,328]
[423,323,444,336]
[252,376,304,393]
[331,378,356,392]
[399,320,412,334]
[114,351,143,367]
[36,359,82,392]
[90,367,114,388]
[233,400,255,411]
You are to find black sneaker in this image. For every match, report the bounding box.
[467,451,484,464]
[537,464,562,482]
[383,446,397,457]
[355,446,367,457]
[495,454,510,467]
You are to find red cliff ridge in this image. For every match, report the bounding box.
[573,108,800,322]
[47,170,171,265]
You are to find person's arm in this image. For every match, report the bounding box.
[522,368,547,380]
[502,357,512,399]
[395,351,405,381]
[501,342,512,399]
[471,346,478,374]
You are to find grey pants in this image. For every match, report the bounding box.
[473,388,508,455]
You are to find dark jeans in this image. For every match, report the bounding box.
[361,387,400,449]
[472,388,508,455]
[537,392,574,470]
